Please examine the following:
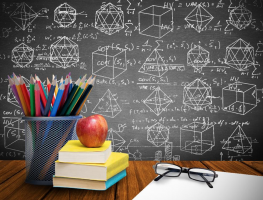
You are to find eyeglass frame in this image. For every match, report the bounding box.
[153,163,218,188]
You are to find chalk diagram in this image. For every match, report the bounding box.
[50,36,79,68]
[92,89,122,118]
[180,122,215,155]
[222,125,252,155]
[227,5,252,30]
[154,149,180,161]
[143,87,173,116]
[256,41,263,53]
[138,5,173,39]
[185,4,214,33]
[119,139,142,160]
[54,3,76,27]
[225,38,255,71]
[92,46,127,79]
[11,43,34,68]
[138,49,168,77]
[9,2,47,31]
[147,122,169,147]
[222,81,257,115]
[95,3,124,35]
[7,76,30,107]
[187,45,210,72]
[107,124,126,151]
[4,117,25,153]
[183,79,212,111]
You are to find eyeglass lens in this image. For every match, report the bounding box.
[156,163,181,177]
[189,168,215,182]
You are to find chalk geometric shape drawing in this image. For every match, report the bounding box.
[229,5,252,30]
[154,150,162,161]
[183,79,212,111]
[138,5,173,38]
[7,76,30,107]
[147,122,169,147]
[4,117,25,153]
[185,4,214,33]
[173,155,180,161]
[180,122,215,155]
[187,45,210,71]
[107,128,125,152]
[225,38,255,71]
[11,43,34,68]
[92,46,127,79]
[54,3,76,27]
[9,2,39,31]
[222,125,252,154]
[222,81,257,115]
[92,89,122,118]
[143,87,172,116]
[50,36,79,68]
[138,49,168,77]
[95,3,124,35]
[165,142,173,161]
[256,41,263,53]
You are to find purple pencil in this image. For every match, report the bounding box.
[8,76,24,114]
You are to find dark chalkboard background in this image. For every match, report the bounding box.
[0,0,263,161]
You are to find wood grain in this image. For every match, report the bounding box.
[173,161,207,168]
[202,161,263,176]
[0,160,25,184]
[42,188,69,200]
[116,161,140,200]
[242,161,263,174]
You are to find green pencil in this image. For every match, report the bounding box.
[65,83,85,116]
[30,75,35,116]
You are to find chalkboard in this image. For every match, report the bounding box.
[0,0,263,161]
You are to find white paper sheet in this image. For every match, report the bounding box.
[133,171,263,200]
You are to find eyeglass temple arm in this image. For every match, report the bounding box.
[200,174,213,188]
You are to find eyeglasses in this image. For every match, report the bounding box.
[153,163,218,188]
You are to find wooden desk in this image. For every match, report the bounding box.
[1,161,263,200]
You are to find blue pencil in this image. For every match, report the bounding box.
[43,78,56,116]
[50,83,64,117]
[40,98,45,116]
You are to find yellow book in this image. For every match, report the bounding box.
[55,152,129,181]
[59,140,111,163]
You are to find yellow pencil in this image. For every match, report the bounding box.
[14,76,29,116]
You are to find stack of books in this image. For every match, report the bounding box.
[53,140,129,190]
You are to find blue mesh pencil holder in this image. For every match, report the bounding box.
[22,116,82,185]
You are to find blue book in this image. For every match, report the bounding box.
[53,169,126,191]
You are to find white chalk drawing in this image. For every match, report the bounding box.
[95,3,124,35]
[183,79,212,111]
[92,89,122,118]
[139,48,168,77]
[180,122,215,155]
[165,142,173,160]
[107,124,126,151]
[256,41,263,53]
[50,36,79,68]
[187,45,210,72]
[147,122,169,147]
[185,4,214,33]
[154,150,162,161]
[143,87,172,116]
[225,38,255,71]
[4,117,25,153]
[173,155,180,161]
[9,2,47,31]
[228,5,252,30]
[222,125,252,154]
[138,5,173,38]
[11,43,34,68]
[54,3,76,27]
[7,76,30,107]
[222,81,257,115]
[92,46,127,79]
[118,138,141,160]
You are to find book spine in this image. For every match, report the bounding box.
[106,154,129,179]
[105,170,127,190]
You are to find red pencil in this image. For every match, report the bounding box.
[35,83,41,117]
[20,75,31,114]
[35,75,47,108]
[47,78,51,94]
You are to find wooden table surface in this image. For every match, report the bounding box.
[1,160,263,200]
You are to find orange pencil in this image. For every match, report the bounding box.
[20,76,31,114]
[14,76,29,116]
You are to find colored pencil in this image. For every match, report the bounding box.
[65,83,85,116]
[14,77,29,116]
[35,83,41,117]
[50,83,64,117]
[40,98,45,116]
[47,78,51,94]
[41,81,48,99]
[72,77,96,115]
[58,76,69,111]
[36,76,47,109]
[20,76,31,114]
[44,77,56,116]
[8,76,24,114]
[30,76,35,116]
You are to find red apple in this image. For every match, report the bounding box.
[76,114,108,147]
